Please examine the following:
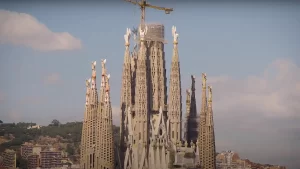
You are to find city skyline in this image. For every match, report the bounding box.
[0,1,300,168]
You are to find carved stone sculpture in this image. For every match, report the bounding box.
[139,25,148,40]
[208,86,212,101]
[101,59,106,75]
[202,73,207,87]
[172,25,179,43]
[92,61,96,70]
[86,79,90,87]
[124,28,131,45]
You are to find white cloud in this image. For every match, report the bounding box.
[206,58,300,118]
[0,10,82,51]
[197,58,300,168]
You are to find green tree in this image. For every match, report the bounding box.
[50,119,60,126]
[0,120,121,158]
[66,144,74,155]
[16,157,28,169]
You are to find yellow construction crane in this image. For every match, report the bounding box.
[124,0,173,27]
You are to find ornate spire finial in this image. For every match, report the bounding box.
[139,25,148,41]
[91,61,96,78]
[172,25,179,44]
[132,27,138,54]
[106,74,111,92]
[208,86,212,102]
[186,89,190,94]
[86,79,91,88]
[101,59,107,76]
[124,28,131,46]
[191,75,196,91]
[92,61,96,70]
[85,78,91,106]
[202,73,207,89]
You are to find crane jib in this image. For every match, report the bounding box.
[123,0,173,26]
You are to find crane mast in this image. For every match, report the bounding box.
[123,0,173,28]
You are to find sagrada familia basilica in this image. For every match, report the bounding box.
[80,1,216,169]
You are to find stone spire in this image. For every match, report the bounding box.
[120,28,132,166]
[185,75,198,144]
[145,24,168,113]
[95,59,108,166]
[204,86,216,169]
[190,75,197,118]
[198,73,207,168]
[80,78,91,168]
[184,89,191,142]
[168,25,182,144]
[99,59,108,105]
[132,25,149,168]
[190,75,198,142]
[80,62,99,169]
[98,67,115,169]
[90,61,98,105]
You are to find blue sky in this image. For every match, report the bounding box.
[0,1,300,168]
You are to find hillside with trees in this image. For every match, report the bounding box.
[0,120,120,151]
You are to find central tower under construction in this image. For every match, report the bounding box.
[120,22,182,169]
[80,1,217,169]
[119,1,217,168]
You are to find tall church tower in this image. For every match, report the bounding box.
[80,78,90,169]
[121,24,195,169]
[120,28,133,166]
[204,86,216,169]
[80,61,99,169]
[145,24,168,113]
[98,61,115,169]
[96,59,109,167]
[118,2,218,168]
[185,75,198,144]
[168,25,182,144]
[80,60,116,169]
[131,26,150,169]
[198,73,207,169]
[184,89,191,142]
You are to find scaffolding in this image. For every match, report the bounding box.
[134,23,167,44]
[145,23,166,43]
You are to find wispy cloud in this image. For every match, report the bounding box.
[207,58,300,118]
[44,73,61,85]
[192,58,300,167]
[0,10,82,51]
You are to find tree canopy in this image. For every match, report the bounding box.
[0,121,120,151]
[50,119,61,126]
